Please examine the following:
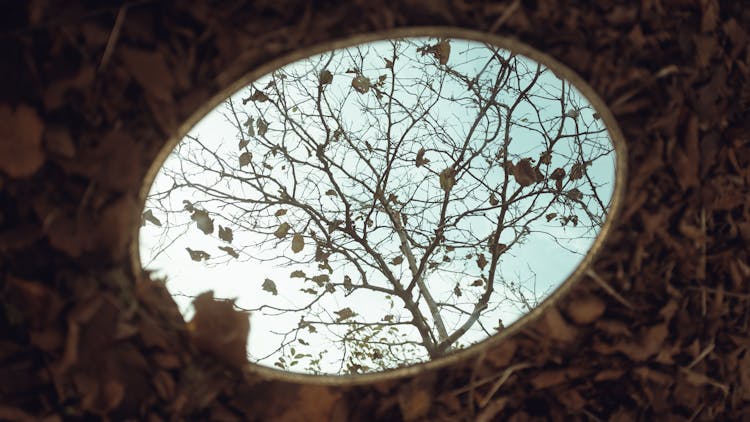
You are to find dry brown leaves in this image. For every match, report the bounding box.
[0,0,748,420]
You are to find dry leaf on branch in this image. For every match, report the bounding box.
[218,246,239,258]
[415,147,429,167]
[274,222,290,238]
[186,248,211,261]
[351,75,371,93]
[141,209,162,226]
[439,167,456,192]
[319,69,333,86]
[218,226,233,243]
[512,158,537,187]
[334,307,355,321]
[291,233,304,253]
[262,278,278,295]
[191,209,214,234]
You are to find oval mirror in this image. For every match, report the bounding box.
[139,34,622,376]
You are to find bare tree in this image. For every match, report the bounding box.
[141,38,615,375]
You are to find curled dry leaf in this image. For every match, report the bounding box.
[550,167,566,180]
[319,69,333,86]
[489,193,499,206]
[415,148,429,167]
[390,255,404,265]
[325,189,337,196]
[512,158,537,187]
[351,75,370,93]
[569,162,586,181]
[0,104,45,178]
[246,90,269,103]
[274,209,287,217]
[439,167,456,192]
[566,188,584,201]
[290,270,306,278]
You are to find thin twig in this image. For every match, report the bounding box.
[489,0,521,33]
[478,362,533,408]
[687,342,714,369]
[586,269,634,310]
[98,5,128,72]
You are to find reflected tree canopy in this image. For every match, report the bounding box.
[141,38,615,375]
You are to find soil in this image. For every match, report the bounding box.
[1,0,749,420]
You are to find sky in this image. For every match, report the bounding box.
[139,37,616,375]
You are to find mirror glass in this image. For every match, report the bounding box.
[140,36,618,375]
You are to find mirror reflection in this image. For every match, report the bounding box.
[140,37,617,375]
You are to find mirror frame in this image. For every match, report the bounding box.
[131,26,627,386]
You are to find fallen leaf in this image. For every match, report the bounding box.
[565,295,606,324]
[188,291,249,369]
[119,46,174,102]
[0,104,45,178]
